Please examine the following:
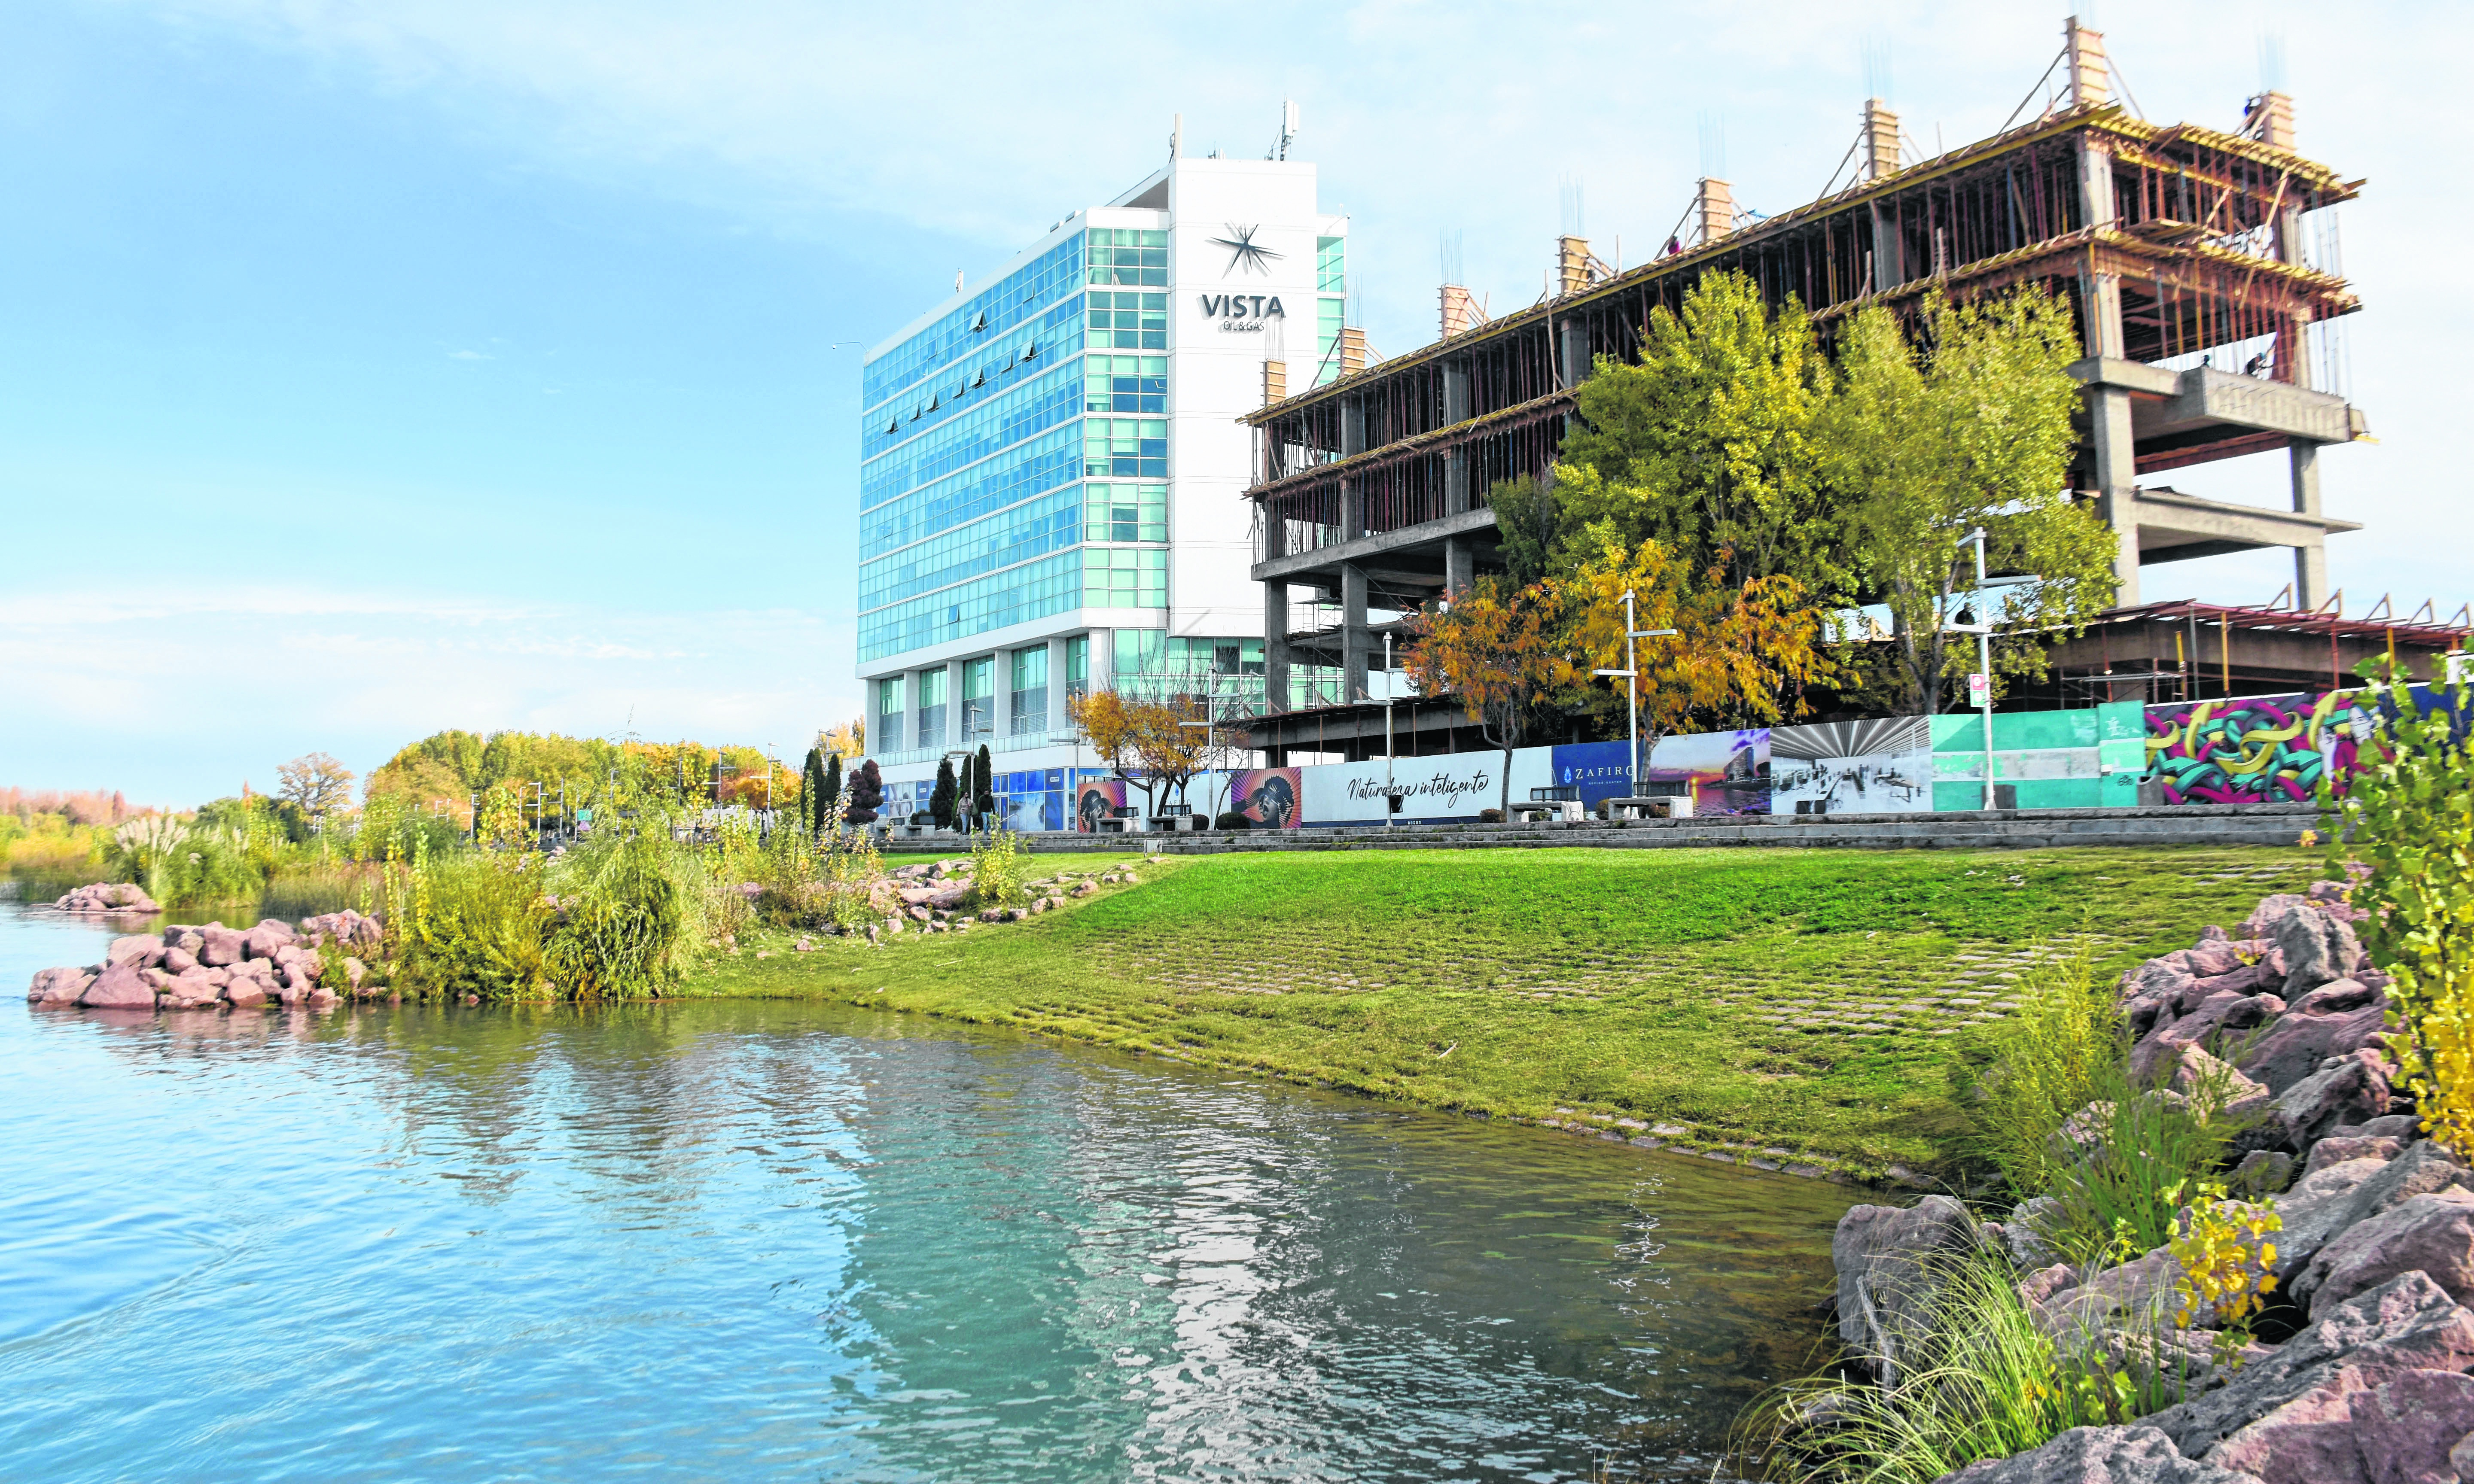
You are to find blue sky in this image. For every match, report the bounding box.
[3,0,2463,807]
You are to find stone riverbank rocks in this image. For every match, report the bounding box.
[1812,880,2474,1484]
[24,912,384,1012]
[49,881,161,916]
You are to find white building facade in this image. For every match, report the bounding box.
[857,155,1346,827]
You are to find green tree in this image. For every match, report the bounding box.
[1825,288,2116,715]
[1557,269,1847,603]
[930,758,958,830]
[974,744,997,827]
[820,753,844,833]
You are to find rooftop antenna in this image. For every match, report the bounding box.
[1272,98,1300,160]
[1697,111,1726,181]
[1862,34,1894,109]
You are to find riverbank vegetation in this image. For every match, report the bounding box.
[701,842,2316,1176]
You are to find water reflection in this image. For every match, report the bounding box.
[3,906,1849,1482]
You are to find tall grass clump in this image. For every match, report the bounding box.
[1742,1253,2117,1484]
[1959,944,2120,1201]
[969,828,1027,910]
[2038,1064,2245,1268]
[543,824,684,997]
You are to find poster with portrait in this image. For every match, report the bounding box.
[1073,778,1127,833]
[1228,768,1304,829]
[1770,717,1933,815]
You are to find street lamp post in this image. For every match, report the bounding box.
[1589,589,1677,796]
[1383,632,1395,828]
[1945,527,2022,810]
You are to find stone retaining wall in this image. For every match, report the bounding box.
[1005,803,2316,856]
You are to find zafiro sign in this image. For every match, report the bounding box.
[1198,293,1286,332]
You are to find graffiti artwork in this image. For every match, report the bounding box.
[2143,691,2368,805]
[1228,768,1304,829]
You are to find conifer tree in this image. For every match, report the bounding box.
[931,758,958,829]
[801,747,827,833]
[974,744,997,827]
[821,753,843,831]
[844,760,884,826]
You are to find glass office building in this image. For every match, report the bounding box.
[858,153,1345,827]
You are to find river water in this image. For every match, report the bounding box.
[0,901,1852,1483]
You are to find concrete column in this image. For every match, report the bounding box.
[1442,360,1471,424]
[1262,581,1291,714]
[1869,202,1901,291]
[1340,562,1371,702]
[1557,320,1587,390]
[1045,635,1069,735]
[1340,398,1366,456]
[2077,138,2125,360]
[1444,449,1470,515]
[1087,629,1113,694]
[2291,441,2328,611]
[1444,537,1474,597]
[945,657,968,748]
[2089,386,2140,608]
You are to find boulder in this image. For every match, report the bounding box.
[2288,979,2378,1016]
[173,968,227,999]
[198,926,246,967]
[2042,1245,2188,1332]
[240,920,296,961]
[161,925,204,954]
[1942,1425,2263,1484]
[2306,1135,2406,1177]
[2337,1115,2425,1141]
[80,963,156,1009]
[2167,1045,2270,1110]
[2204,1365,2474,1484]
[2186,942,2248,979]
[2191,963,2280,1001]
[307,988,338,1009]
[2273,903,2364,1000]
[1069,881,1098,898]
[2242,894,2315,937]
[2146,1273,2474,1461]
[26,967,94,1005]
[2297,1189,2474,1316]
[139,967,178,992]
[2236,1052,2390,1154]
[2267,1159,2405,1282]
[2231,1149,2296,1198]
[2237,1006,2389,1096]
[1831,1195,1990,1381]
[107,934,164,967]
[162,945,200,975]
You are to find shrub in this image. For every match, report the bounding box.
[969,828,1027,909]
[545,825,683,997]
[405,850,551,1000]
[1960,944,2121,1201]
[2328,666,2474,1154]
[1215,811,1249,830]
[1478,808,1503,823]
[2036,1068,2242,1268]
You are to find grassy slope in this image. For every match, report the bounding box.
[696,844,2316,1175]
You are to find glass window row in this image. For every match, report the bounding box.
[862,421,1079,559]
[1317,236,1346,293]
[1083,480,1167,544]
[1084,418,1168,479]
[861,359,1081,510]
[857,488,1082,610]
[863,234,1085,411]
[859,551,1085,663]
[1084,353,1167,414]
[1087,228,1169,287]
[1088,291,1169,351]
[861,311,1083,470]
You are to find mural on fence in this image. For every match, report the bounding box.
[1773,717,1935,815]
[1644,729,1771,815]
[1228,768,1304,829]
[1073,778,1127,832]
[2143,691,2368,805]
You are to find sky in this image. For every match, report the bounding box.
[3,0,2464,809]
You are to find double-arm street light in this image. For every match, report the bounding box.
[1590,590,1678,796]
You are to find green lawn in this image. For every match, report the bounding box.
[693,844,2317,1177]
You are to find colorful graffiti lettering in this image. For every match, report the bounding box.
[2144,691,2366,805]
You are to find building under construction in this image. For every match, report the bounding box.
[1241,15,2456,728]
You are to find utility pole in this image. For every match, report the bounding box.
[1590,590,1677,796]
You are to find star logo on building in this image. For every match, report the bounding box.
[1210,223,1282,277]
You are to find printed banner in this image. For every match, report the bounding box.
[1228,767,1305,828]
[1300,750,1544,824]
[1772,717,1933,815]
[1073,778,1127,832]
[1548,741,1634,811]
[1644,728,1771,816]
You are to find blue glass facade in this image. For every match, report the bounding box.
[859,225,1174,667]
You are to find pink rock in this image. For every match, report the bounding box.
[2243,893,2316,937]
[198,927,246,967]
[2204,1364,2369,1484]
[2300,1189,2474,1316]
[163,946,200,975]
[2187,941,2246,978]
[80,963,156,1009]
[2308,1136,2407,1177]
[341,957,367,989]
[2240,1007,2392,1096]
[139,967,178,992]
[2361,1368,2474,1484]
[240,920,295,961]
[107,934,164,967]
[225,982,267,1008]
[26,967,94,1005]
[307,988,338,1009]
[2290,979,2379,1016]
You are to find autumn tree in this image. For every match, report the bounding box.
[820,719,865,760]
[1069,690,1158,815]
[1401,577,1574,818]
[1563,535,1828,772]
[277,752,356,829]
[1131,700,1211,817]
[1826,288,2116,714]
